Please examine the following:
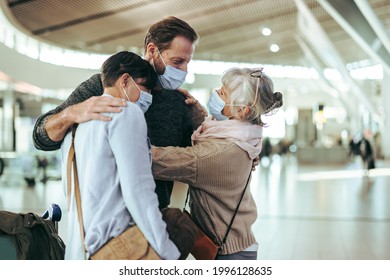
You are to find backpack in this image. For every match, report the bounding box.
[0,210,65,260]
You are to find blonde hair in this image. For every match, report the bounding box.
[221,67,283,126]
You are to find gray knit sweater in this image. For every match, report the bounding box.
[32,73,200,208]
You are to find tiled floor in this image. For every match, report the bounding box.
[1,154,389,260]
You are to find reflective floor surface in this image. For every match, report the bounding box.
[1,155,389,260]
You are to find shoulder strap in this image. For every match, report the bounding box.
[221,170,252,249]
[184,169,252,249]
[66,124,87,259]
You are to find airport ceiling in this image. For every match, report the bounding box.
[2,0,390,67]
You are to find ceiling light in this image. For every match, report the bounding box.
[261,27,272,36]
[270,44,279,52]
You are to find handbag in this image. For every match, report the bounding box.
[67,125,160,260]
[160,207,197,260]
[184,170,252,260]
[90,225,159,260]
[183,210,219,260]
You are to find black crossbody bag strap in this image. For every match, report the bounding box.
[184,169,252,250]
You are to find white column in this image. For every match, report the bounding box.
[0,84,15,151]
[381,72,390,159]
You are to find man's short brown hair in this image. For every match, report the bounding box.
[144,16,198,52]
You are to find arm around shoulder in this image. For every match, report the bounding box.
[32,113,64,151]
[32,74,120,151]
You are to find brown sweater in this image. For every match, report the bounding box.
[152,138,257,255]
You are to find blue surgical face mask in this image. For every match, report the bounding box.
[122,78,153,113]
[135,91,153,113]
[155,48,187,90]
[208,90,228,121]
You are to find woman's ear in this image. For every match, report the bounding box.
[238,106,250,118]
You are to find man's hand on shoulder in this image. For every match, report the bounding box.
[176,88,198,106]
[67,95,127,123]
[176,88,208,129]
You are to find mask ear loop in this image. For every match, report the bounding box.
[122,87,130,102]
[130,77,142,94]
[156,47,167,67]
[122,76,140,102]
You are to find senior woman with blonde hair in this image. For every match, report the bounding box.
[151,67,283,260]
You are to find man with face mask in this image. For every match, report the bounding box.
[32,17,205,209]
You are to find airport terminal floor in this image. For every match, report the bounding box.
[0,154,389,260]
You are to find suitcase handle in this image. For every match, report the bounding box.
[41,204,62,222]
